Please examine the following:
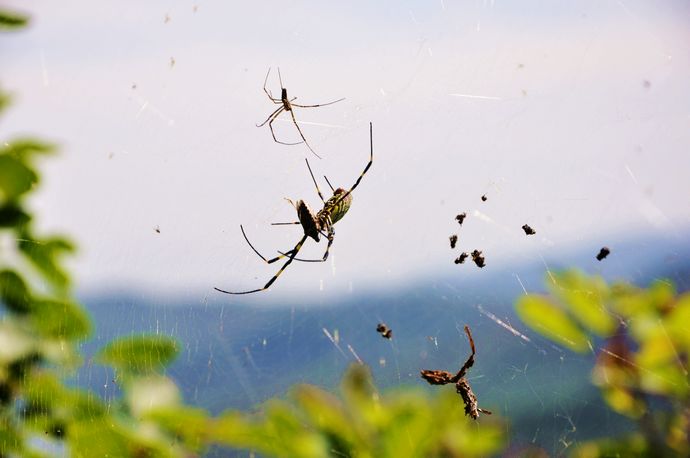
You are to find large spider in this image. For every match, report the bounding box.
[256,67,344,159]
[214,123,373,295]
[420,325,492,419]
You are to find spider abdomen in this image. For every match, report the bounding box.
[296,200,321,242]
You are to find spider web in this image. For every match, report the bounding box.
[4,0,690,455]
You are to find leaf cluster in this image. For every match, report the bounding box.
[210,364,505,458]
[517,270,690,457]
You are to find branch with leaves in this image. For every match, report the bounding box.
[517,270,690,457]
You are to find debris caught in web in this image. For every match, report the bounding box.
[471,250,486,268]
[376,323,392,340]
[421,326,491,419]
[455,253,469,264]
[522,224,536,235]
[596,247,610,261]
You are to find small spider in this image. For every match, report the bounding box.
[471,249,485,268]
[376,323,392,339]
[455,213,467,225]
[596,246,610,261]
[449,234,458,249]
[256,67,344,159]
[522,224,536,235]
[454,252,468,264]
[215,124,373,295]
[421,326,492,419]
[481,194,487,202]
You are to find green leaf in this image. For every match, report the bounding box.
[0,10,29,30]
[667,292,690,351]
[599,385,646,418]
[611,280,675,319]
[292,385,355,451]
[18,236,75,290]
[68,419,132,458]
[0,419,22,455]
[147,406,210,452]
[636,360,688,397]
[1,138,55,159]
[211,411,266,450]
[341,363,381,428]
[0,155,37,201]
[0,269,32,313]
[97,334,179,375]
[516,295,590,352]
[0,203,30,228]
[29,299,91,340]
[646,280,676,312]
[547,270,616,336]
[68,390,108,420]
[23,372,107,422]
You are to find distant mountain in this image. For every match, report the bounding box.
[77,232,689,455]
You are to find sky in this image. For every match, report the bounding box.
[2,0,690,300]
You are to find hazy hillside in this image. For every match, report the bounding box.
[76,232,690,454]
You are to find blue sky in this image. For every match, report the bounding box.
[3,0,690,299]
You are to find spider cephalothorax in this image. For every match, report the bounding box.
[215,123,372,295]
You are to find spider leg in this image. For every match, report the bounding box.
[319,226,335,261]
[215,234,309,295]
[277,67,285,91]
[287,108,322,159]
[304,158,325,203]
[261,68,281,103]
[280,226,334,262]
[292,97,345,108]
[239,224,293,264]
[277,252,326,263]
[331,123,373,207]
[323,175,335,192]
[257,106,284,127]
[245,222,315,263]
[268,114,305,147]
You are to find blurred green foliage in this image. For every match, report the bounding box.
[0,9,28,30]
[97,334,179,375]
[518,270,690,457]
[211,364,505,457]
